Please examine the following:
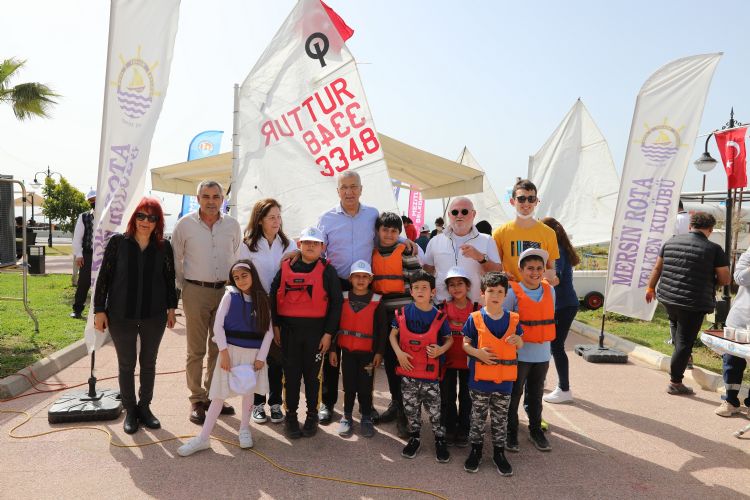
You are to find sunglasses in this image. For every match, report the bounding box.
[514,195,538,204]
[450,208,470,216]
[135,212,159,223]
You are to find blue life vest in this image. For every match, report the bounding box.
[223,291,264,348]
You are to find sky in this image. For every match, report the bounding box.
[3,0,750,228]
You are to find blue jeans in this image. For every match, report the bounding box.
[550,306,578,391]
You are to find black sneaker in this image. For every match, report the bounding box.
[270,404,284,424]
[252,405,268,424]
[318,404,332,425]
[302,414,318,437]
[455,429,469,448]
[528,429,551,451]
[379,401,399,423]
[435,437,450,463]
[506,433,520,453]
[402,435,421,459]
[464,443,482,473]
[285,416,302,439]
[493,446,513,476]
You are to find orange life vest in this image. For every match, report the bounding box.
[337,292,381,352]
[472,310,519,383]
[442,300,479,370]
[395,307,447,381]
[371,244,406,294]
[509,280,556,343]
[276,259,328,318]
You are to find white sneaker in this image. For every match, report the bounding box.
[239,428,254,449]
[715,400,741,417]
[543,387,574,404]
[177,436,211,457]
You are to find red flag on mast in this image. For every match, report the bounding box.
[715,127,748,189]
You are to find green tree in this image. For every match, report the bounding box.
[42,177,89,234]
[0,58,58,120]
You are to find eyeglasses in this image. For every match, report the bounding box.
[135,212,158,223]
[514,195,538,204]
[450,208,470,216]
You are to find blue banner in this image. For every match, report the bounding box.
[180,130,223,218]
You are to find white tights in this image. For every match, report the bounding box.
[199,395,254,441]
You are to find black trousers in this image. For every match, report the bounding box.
[282,323,324,417]
[440,368,470,433]
[383,309,402,404]
[73,250,93,314]
[108,314,167,411]
[508,360,549,436]
[320,278,352,409]
[254,351,283,407]
[722,354,749,407]
[663,303,705,383]
[341,349,375,417]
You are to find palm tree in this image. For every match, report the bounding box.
[0,58,58,120]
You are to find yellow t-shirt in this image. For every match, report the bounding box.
[492,220,560,281]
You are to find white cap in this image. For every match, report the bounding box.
[85,189,96,200]
[299,226,325,243]
[518,248,549,266]
[228,364,256,395]
[349,259,373,276]
[444,266,470,282]
[420,224,430,232]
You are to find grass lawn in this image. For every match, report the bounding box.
[577,305,750,384]
[0,272,86,378]
[44,245,73,256]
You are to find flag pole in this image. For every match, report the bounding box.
[230,83,240,218]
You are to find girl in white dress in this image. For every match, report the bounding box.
[178,260,273,456]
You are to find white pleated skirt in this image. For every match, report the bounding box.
[208,344,269,400]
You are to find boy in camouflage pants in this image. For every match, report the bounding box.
[461,272,523,476]
[390,271,452,462]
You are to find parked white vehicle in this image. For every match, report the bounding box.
[572,270,606,309]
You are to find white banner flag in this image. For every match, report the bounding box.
[235,0,397,236]
[85,0,181,352]
[605,53,721,320]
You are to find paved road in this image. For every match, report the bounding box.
[1,316,749,499]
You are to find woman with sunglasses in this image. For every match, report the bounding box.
[94,197,177,434]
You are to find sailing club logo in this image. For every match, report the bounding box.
[112,46,160,120]
[639,121,684,167]
[305,32,330,67]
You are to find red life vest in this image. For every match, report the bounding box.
[395,307,447,381]
[509,280,556,343]
[337,292,381,352]
[442,300,479,370]
[276,259,328,318]
[371,244,406,294]
[472,310,519,383]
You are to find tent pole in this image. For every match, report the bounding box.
[230,83,240,218]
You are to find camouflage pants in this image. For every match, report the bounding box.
[401,376,444,438]
[469,389,510,446]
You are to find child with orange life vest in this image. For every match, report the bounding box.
[439,266,479,448]
[371,211,422,437]
[329,260,388,438]
[269,227,342,440]
[462,272,523,475]
[390,270,453,462]
[503,248,556,453]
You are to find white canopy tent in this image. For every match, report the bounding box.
[150,133,484,200]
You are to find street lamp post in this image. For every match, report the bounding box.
[693,108,744,327]
[30,165,62,248]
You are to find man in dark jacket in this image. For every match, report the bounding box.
[646,212,730,395]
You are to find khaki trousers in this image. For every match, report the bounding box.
[182,282,224,404]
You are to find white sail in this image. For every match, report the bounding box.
[456,147,510,227]
[528,99,619,246]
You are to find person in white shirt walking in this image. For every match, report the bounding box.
[172,180,242,425]
[70,189,96,319]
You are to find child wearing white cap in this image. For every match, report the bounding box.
[177,260,273,456]
[329,260,388,438]
[270,226,343,439]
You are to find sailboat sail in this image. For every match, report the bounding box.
[528,99,619,246]
[234,0,396,235]
[456,147,510,227]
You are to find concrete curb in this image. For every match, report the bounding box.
[0,334,110,400]
[570,320,726,393]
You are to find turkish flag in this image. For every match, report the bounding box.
[715,127,748,189]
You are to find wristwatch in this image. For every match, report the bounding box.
[478,254,488,264]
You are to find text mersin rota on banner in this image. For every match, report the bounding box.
[84,0,181,352]
[235,0,397,236]
[605,53,721,321]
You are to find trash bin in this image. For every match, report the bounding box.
[28,245,45,275]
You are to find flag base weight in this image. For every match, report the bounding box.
[47,387,122,424]
[574,344,628,364]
